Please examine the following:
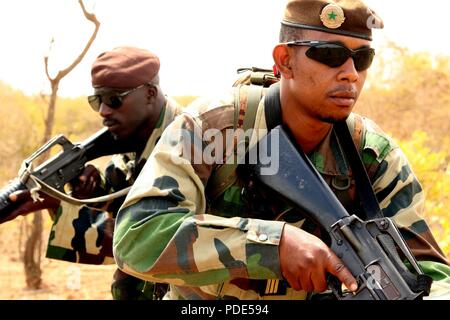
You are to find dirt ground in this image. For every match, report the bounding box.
[0,214,116,300]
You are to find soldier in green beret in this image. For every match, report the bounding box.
[2,46,182,299]
[113,0,450,299]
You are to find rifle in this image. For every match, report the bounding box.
[245,124,432,300]
[0,127,135,220]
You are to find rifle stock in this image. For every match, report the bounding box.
[0,127,135,220]
[245,125,432,300]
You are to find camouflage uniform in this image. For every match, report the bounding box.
[113,89,450,300]
[45,97,181,299]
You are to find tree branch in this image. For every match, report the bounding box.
[44,56,53,84]
[49,0,100,82]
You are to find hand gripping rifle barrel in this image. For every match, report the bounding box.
[245,125,432,300]
[0,127,135,219]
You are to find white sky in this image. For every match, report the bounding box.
[0,0,449,98]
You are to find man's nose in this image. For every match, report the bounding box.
[337,58,359,83]
[99,103,113,117]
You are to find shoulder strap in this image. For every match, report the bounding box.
[264,82,282,131]
[334,121,384,220]
[206,84,264,200]
[243,85,263,131]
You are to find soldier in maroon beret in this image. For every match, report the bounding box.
[89,46,165,141]
[3,46,183,300]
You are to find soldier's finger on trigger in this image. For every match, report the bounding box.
[79,175,87,183]
[326,253,358,292]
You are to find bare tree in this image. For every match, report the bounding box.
[23,0,100,289]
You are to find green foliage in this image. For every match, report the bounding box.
[357,43,450,259]
[396,132,450,258]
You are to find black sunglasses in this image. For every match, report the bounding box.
[87,83,148,112]
[286,40,375,71]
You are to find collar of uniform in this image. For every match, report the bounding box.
[154,96,168,129]
[307,125,350,176]
[134,101,167,167]
[138,96,181,164]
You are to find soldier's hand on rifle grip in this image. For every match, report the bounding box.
[70,164,102,199]
[279,224,358,293]
[0,190,60,224]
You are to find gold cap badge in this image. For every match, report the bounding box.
[320,4,345,29]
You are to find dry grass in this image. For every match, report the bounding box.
[0,216,115,300]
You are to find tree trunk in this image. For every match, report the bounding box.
[23,211,43,289]
[22,84,57,289]
[21,0,100,290]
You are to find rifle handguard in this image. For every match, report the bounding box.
[0,179,27,213]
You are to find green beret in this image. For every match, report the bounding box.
[282,0,384,40]
[91,46,160,89]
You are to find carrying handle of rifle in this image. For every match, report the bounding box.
[24,134,74,165]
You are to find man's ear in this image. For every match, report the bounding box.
[273,44,293,79]
[146,85,158,103]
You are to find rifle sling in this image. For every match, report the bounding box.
[264,82,282,131]
[334,121,384,220]
[206,84,264,200]
[26,174,131,209]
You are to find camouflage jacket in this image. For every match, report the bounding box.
[114,90,450,300]
[46,97,181,265]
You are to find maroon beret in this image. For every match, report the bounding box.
[91,46,160,89]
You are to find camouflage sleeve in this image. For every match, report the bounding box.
[46,201,116,265]
[419,260,450,299]
[114,112,285,286]
[45,160,127,265]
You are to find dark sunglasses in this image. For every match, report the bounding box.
[286,40,375,71]
[87,83,148,112]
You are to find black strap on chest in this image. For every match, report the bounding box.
[333,121,384,220]
[264,82,282,131]
[263,83,383,220]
